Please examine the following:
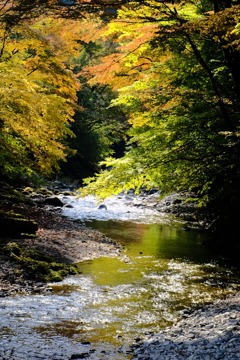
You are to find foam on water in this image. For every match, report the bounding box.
[61,194,168,224]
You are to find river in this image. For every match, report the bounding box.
[0,194,240,360]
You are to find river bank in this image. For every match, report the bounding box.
[0,204,122,297]
[130,291,240,360]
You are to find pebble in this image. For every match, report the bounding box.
[130,292,240,360]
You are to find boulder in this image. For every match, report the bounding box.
[44,196,63,207]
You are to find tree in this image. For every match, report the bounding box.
[0,16,83,179]
[78,1,240,257]
[0,0,124,29]
[0,6,127,182]
[1,0,240,255]
[60,20,128,181]
[80,1,240,217]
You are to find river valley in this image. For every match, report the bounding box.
[1,193,240,359]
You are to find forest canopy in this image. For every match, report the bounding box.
[79,1,240,207]
[0,0,128,181]
[0,14,83,178]
[1,0,240,245]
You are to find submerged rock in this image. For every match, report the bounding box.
[70,353,90,359]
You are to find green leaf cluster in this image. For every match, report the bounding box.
[80,1,240,213]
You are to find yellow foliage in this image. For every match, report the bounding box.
[0,17,81,175]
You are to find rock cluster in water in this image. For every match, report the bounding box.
[122,189,210,229]
[130,292,240,360]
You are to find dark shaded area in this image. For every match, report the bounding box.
[206,167,240,266]
[60,82,127,182]
[0,211,38,238]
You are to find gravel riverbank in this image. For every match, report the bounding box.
[0,204,122,296]
[130,292,240,360]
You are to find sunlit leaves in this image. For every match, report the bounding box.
[81,155,154,200]
[80,1,240,205]
[0,18,81,177]
[83,2,161,89]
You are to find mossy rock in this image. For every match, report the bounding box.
[2,243,81,283]
[23,187,34,192]
[47,269,66,282]
[22,187,34,195]
[0,183,35,206]
[62,191,74,196]
[53,189,61,195]
[20,258,80,282]
[0,210,38,238]
[38,188,53,196]
[3,242,22,256]
[24,249,52,263]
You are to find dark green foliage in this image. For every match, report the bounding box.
[79,1,240,259]
[61,38,127,181]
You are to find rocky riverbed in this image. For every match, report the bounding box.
[0,204,122,297]
[130,292,240,360]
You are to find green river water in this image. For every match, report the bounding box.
[1,203,240,359]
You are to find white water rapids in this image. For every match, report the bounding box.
[60,193,169,224]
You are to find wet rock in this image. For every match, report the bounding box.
[62,191,75,196]
[54,181,71,191]
[38,187,53,196]
[64,204,74,208]
[70,353,90,359]
[29,194,46,207]
[22,187,34,195]
[127,189,135,194]
[44,196,64,207]
[147,188,160,195]
[52,189,61,196]
[98,204,107,210]
[133,200,142,207]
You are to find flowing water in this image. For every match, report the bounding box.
[1,194,240,360]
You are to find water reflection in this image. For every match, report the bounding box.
[85,219,211,263]
[1,218,240,359]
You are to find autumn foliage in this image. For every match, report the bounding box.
[2,1,240,251]
[80,1,240,211]
[0,13,85,178]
